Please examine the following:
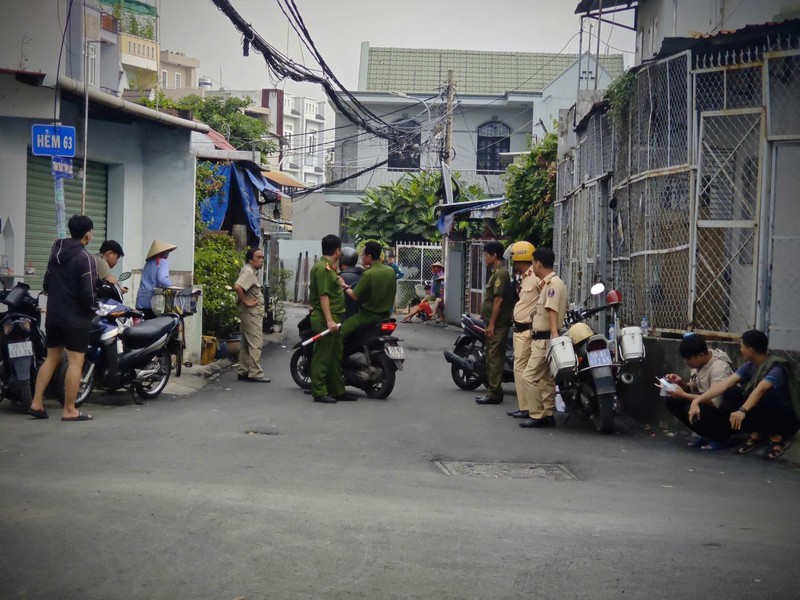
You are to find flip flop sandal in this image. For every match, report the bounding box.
[736,436,764,455]
[27,408,49,419]
[765,439,791,460]
[61,411,93,422]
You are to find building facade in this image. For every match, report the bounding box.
[558,2,800,367]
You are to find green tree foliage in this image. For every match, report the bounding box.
[499,133,558,247]
[344,171,485,245]
[193,234,241,338]
[141,93,277,156]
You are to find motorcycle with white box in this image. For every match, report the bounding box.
[547,283,645,434]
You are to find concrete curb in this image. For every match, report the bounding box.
[164,330,285,396]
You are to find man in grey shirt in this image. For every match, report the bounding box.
[94,240,125,290]
[664,333,733,449]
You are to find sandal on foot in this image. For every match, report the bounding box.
[736,436,764,455]
[28,407,49,419]
[765,439,791,460]
[61,411,93,422]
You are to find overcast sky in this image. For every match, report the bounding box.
[159,0,636,100]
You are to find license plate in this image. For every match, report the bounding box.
[8,341,33,359]
[386,346,405,360]
[588,349,612,367]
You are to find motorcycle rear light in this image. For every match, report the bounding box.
[3,323,12,335]
[587,339,607,352]
[380,322,397,332]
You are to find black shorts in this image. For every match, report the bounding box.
[45,323,90,353]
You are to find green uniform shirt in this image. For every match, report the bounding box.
[310,256,345,315]
[353,261,397,319]
[481,264,513,326]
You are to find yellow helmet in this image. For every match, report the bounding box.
[510,241,536,262]
[567,322,594,346]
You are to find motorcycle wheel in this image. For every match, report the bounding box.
[593,392,616,434]
[364,353,396,399]
[17,381,33,411]
[173,342,184,378]
[57,359,96,408]
[450,342,483,391]
[134,351,171,399]
[289,348,311,390]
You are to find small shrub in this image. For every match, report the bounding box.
[194,233,241,337]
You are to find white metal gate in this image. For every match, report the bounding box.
[395,241,443,310]
[691,109,762,334]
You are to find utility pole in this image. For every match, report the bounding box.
[444,69,455,166]
[442,69,455,325]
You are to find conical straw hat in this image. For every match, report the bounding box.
[146,240,177,261]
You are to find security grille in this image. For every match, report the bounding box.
[395,241,443,310]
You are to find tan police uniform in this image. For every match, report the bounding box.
[235,263,265,379]
[525,272,567,419]
[511,266,540,413]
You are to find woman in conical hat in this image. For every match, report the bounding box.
[136,240,177,318]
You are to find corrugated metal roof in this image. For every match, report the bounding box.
[365,47,625,94]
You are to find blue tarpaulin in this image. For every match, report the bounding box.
[199,163,232,231]
[231,164,264,237]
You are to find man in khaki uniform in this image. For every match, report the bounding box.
[234,247,270,383]
[519,247,567,429]
[507,241,539,419]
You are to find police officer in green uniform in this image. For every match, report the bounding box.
[340,241,397,337]
[309,234,348,404]
[475,241,514,405]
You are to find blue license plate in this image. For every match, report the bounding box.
[588,349,612,367]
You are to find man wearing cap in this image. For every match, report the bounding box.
[508,241,539,420]
[235,247,270,383]
[429,261,445,324]
[94,240,126,291]
[136,239,176,319]
[518,247,567,429]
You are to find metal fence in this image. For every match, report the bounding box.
[554,37,800,368]
[395,241,443,310]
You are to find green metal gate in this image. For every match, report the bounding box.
[24,155,108,290]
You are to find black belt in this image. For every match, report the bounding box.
[531,331,551,340]
[512,321,531,333]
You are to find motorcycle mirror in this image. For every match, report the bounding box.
[118,271,131,282]
[590,282,605,296]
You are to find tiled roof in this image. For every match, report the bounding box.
[365,47,625,94]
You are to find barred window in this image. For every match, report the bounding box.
[388,119,420,171]
[476,121,510,173]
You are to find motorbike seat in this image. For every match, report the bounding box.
[121,315,179,349]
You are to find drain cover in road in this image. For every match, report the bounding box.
[434,460,576,481]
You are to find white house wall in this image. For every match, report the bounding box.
[637,0,799,63]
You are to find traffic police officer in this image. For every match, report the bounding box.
[507,241,539,419]
[518,247,568,428]
[475,241,514,405]
[234,247,270,383]
[340,241,397,337]
[309,234,347,404]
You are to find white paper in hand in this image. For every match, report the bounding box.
[655,377,678,397]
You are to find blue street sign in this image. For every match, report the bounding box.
[51,157,74,179]
[31,124,76,157]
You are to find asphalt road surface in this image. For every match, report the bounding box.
[1,307,798,599]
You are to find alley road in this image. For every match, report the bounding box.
[0,306,798,599]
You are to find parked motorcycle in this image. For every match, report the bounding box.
[443,314,514,390]
[56,298,179,406]
[548,283,644,434]
[0,283,46,410]
[289,312,405,399]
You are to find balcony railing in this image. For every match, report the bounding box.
[329,166,506,197]
[101,12,119,34]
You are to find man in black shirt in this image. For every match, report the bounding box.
[28,215,97,422]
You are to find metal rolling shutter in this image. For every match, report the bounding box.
[24,155,107,290]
